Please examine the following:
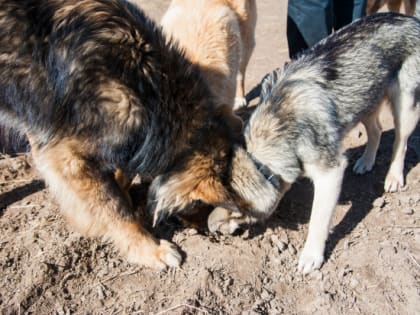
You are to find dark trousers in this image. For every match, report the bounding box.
[287,0,367,59]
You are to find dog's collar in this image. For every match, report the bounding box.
[247,152,281,190]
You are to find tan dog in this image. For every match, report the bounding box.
[161,0,257,112]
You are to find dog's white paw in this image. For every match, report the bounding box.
[384,172,405,192]
[126,238,182,270]
[157,240,183,268]
[353,156,374,174]
[208,207,242,235]
[297,247,324,274]
[233,97,247,110]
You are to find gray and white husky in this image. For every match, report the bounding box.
[209,13,420,274]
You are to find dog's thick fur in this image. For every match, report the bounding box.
[210,13,420,273]
[0,0,247,269]
[367,0,416,15]
[161,0,256,111]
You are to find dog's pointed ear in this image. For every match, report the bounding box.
[259,68,281,105]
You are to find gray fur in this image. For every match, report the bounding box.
[223,13,420,273]
[246,13,420,187]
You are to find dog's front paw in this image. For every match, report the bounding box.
[353,156,374,174]
[298,247,324,274]
[125,236,182,270]
[155,239,183,268]
[208,207,242,235]
[384,172,405,192]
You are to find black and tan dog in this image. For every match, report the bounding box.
[0,0,250,269]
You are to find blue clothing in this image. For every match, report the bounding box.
[287,0,367,58]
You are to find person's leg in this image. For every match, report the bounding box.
[287,0,333,59]
[287,15,308,59]
[333,0,367,30]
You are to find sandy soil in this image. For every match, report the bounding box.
[1,1,419,314]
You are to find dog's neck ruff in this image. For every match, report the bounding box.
[247,152,281,190]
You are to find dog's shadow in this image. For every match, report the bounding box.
[0,180,45,217]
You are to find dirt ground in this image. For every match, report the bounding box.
[1,1,419,314]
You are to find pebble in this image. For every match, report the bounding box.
[265,228,274,235]
[261,288,274,301]
[343,239,350,251]
[311,270,323,281]
[288,244,297,256]
[97,285,106,300]
[349,278,360,290]
[402,208,414,215]
[241,229,250,239]
[373,197,385,208]
[270,235,287,252]
[186,228,198,236]
[279,233,289,245]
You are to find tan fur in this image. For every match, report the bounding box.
[31,139,180,269]
[161,0,256,110]
[366,0,416,15]
[150,151,237,225]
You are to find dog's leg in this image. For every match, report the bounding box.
[353,106,382,174]
[298,158,347,274]
[403,0,416,15]
[233,1,256,110]
[234,72,247,109]
[114,168,134,207]
[366,0,386,13]
[32,141,181,269]
[387,0,403,12]
[385,84,420,192]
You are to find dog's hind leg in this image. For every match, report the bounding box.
[385,57,420,192]
[298,157,347,274]
[353,105,383,174]
[403,0,416,15]
[32,140,181,269]
[387,0,403,12]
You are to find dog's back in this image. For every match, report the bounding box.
[161,0,241,107]
[0,0,224,174]
[161,0,256,109]
[247,13,420,183]
[274,13,420,131]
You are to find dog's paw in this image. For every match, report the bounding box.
[126,237,182,270]
[297,247,324,274]
[233,97,247,110]
[155,240,183,268]
[208,207,241,235]
[353,156,374,174]
[384,172,405,192]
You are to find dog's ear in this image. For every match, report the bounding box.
[259,68,281,105]
[148,167,235,226]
